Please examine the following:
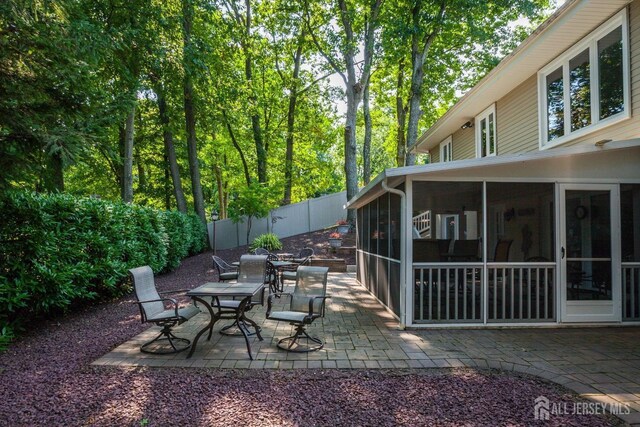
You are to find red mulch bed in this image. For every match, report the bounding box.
[0,231,621,426]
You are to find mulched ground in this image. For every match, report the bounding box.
[0,231,622,426]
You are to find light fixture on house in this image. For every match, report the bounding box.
[461,121,473,129]
[594,139,612,147]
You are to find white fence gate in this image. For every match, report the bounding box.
[207,191,348,250]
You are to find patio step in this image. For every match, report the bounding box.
[310,258,347,272]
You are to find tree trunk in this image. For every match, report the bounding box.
[395,60,408,167]
[163,154,171,210]
[405,46,425,167]
[362,82,372,185]
[222,110,252,186]
[344,82,360,221]
[182,0,206,223]
[156,82,188,213]
[405,1,446,166]
[122,104,135,203]
[283,35,304,205]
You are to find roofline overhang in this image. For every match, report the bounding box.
[348,138,640,209]
[413,0,633,154]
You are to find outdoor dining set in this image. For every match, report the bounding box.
[128,248,330,360]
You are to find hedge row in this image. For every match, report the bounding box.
[0,191,207,342]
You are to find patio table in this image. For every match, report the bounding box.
[268,260,296,293]
[186,282,264,360]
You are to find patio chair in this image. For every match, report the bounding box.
[451,239,481,262]
[281,247,314,284]
[212,255,239,282]
[253,247,271,256]
[129,266,200,354]
[493,239,513,262]
[266,266,330,352]
[218,254,267,336]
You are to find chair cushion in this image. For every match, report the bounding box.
[220,272,239,281]
[267,310,308,323]
[215,299,241,309]
[178,304,201,320]
[147,304,199,322]
[281,271,297,281]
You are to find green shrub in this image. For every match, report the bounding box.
[0,190,207,345]
[250,233,283,252]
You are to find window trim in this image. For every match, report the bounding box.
[475,104,497,158]
[439,135,453,162]
[537,8,630,150]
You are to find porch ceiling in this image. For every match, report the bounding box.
[348,139,640,209]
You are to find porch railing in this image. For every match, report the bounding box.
[623,262,640,321]
[487,263,555,323]
[414,263,483,323]
[413,262,555,323]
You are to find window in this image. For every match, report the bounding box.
[475,104,496,158]
[538,9,629,149]
[439,136,453,162]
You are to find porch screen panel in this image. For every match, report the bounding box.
[486,183,556,322]
[621,184,640,320]
[412,181,483,323]
[565,190,611,301]
[377,257,389,306]
[389,261,401,315]
[355,190,402,318]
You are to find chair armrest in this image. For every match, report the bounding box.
[159,289,190,295]
[266,292,293,317]
[307,295,331,316]
[135,297,180,318]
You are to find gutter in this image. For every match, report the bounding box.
[381,179,407,330]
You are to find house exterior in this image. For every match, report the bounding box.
[348,0,640,328]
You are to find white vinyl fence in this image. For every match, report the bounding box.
[207,191,348,250]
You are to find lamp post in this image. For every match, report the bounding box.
[211,210,219,255]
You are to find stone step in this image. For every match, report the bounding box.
[310,258,347,272]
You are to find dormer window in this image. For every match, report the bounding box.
[538,9,629,149]
[475,104,496,158]
[439,136,453,162]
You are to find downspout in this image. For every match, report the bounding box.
[381,179,407,330]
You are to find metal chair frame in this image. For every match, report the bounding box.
[266,266,330,352]
[129,266,199,354]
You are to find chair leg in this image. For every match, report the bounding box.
[277,324,324,352]
[140,324,191,354]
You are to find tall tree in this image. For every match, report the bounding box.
[305,0,383,220]
[182,0,206,222]
[122,105,136,203]
[154,79,188,212]
[222,0,268,183]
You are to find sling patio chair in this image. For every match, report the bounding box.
[218,254,267,336]
[281,247,314,284]
[212,255,239,282]
[253,247,271,256]
[129,265,200,354]
[266,266,330,352]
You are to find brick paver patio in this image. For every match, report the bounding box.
[95,273,640,425]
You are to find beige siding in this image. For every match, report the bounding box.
[430,148,440,163]
[496,75,539,154]
[475,0,640,157]
[562,1,640,147]
[452,127,475,160]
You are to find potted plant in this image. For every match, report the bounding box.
[336,219,350,234]
[328,231,343,248]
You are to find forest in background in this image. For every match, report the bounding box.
[0,0,554,223]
